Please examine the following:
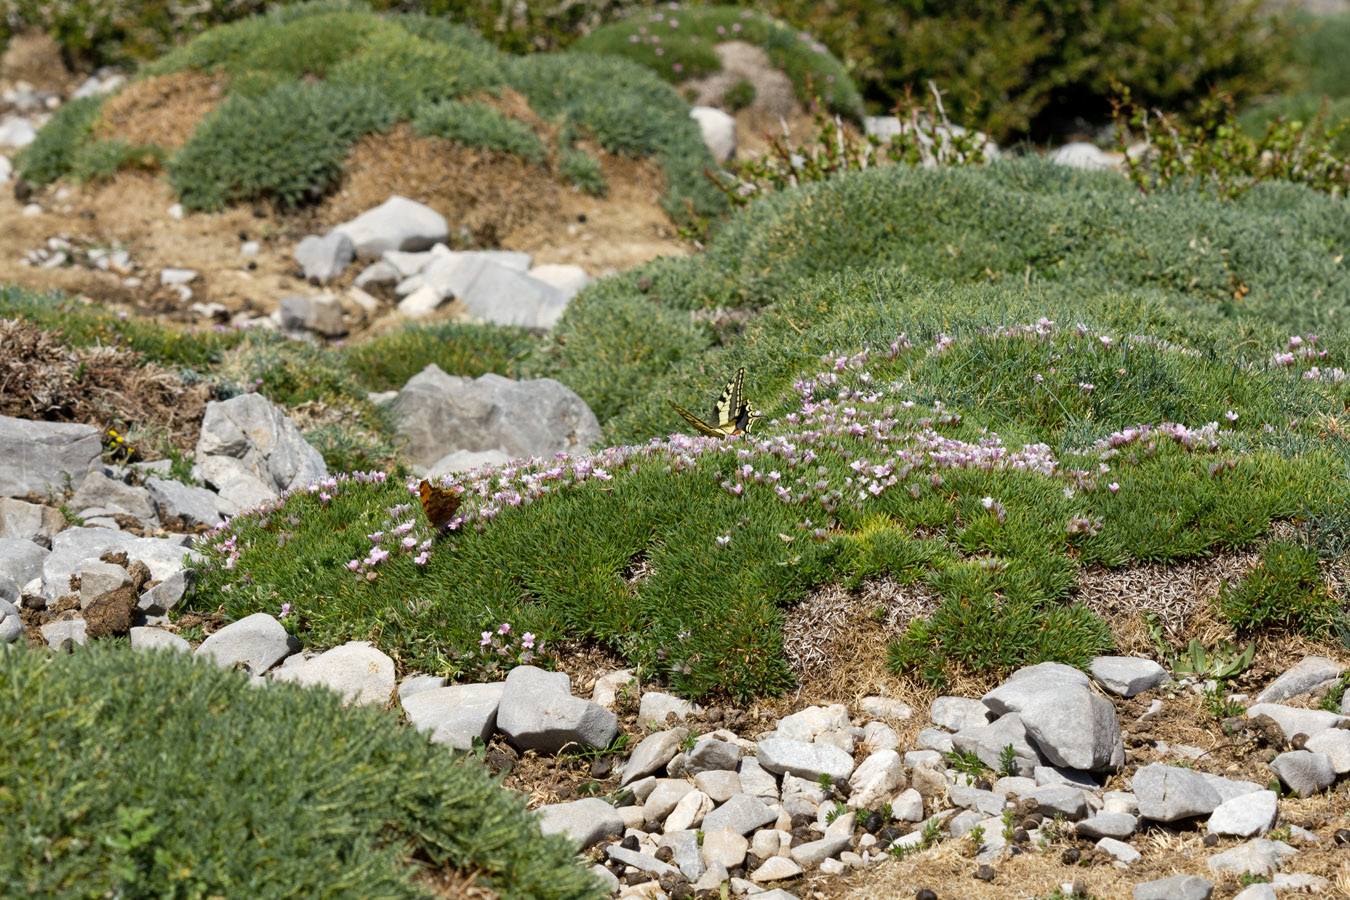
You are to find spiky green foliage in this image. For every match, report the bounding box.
[559,146,608,196]
[1215,539,1341,636]
[168,80,396,210]
[14,95,105,185]
[68,139,165,183]
[571,5,862,118]
[0,643,607,900]
[413,101,548,165]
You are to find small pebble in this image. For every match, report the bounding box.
[1335,828,1350,847]
[1203,834,1219,847]
[916,891,937,900]
[1061,848,1080,865]
[974,864,995,882]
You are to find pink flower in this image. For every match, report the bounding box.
[1225,410,1238,422]
[1108,482,1119,494]
[498,622,511,635]
[279,602,291,618]
[522,632,536,650]
[414,552,430,565]
[480,631,492,647]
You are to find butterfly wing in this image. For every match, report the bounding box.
[419,479,463,531]
[712,367,747,434]
[669,400,724,437]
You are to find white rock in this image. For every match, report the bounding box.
[690,106,736,162]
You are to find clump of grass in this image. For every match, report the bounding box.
[15,95,106,184]
[0,642,606,900]
[341,321,536,393]
[559,146,608,196]
[413,100,547,165]
[1215,539,1340,637]
[69,139,166,182]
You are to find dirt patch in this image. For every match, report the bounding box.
[96,70,227,149]
[0,316,209,450]
[0,30,71,92]
[683,41,799,121]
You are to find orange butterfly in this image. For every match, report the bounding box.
[419,479,463,531]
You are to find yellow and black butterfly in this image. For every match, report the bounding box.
[668,367,761,438]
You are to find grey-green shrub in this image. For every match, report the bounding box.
[14,95,105,185]
[560,146,608,195]
[413,101,547,164]
[168,80,396,210]
[0,642,606,900]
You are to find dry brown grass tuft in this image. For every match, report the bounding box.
[96,70,227,151]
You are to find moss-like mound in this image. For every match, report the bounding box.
[0,642,606,900]
[17,0,725,221]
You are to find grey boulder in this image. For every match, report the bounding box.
[700,794,778,836]
[1019,689,1124,771]
[1206,789,1277,838]
[294,232,354,282]
[271,640,395,707]
[0,538,47,586]
[194,612,297,673]
[1245,703,1348,741]
[69,471,158,528]
[42,618,87,649]
[495,665,617,753]
[403,682,505,750]
[622,728,688,785]
[278,294,346,338]
[194,393,327,506]
[535,797,623,849]
[1206,838,1297,877]
[392,366,601,469]
[137,569,194,616]
[0,415,100,497]
[0,497,65,545]
[1090,656,1170,697]
[0,596,22,643]
[1269,750,1336,798]
[332,195,448,258]
[756,737,854,782]
[1254,656,1345,704]
[1132,875,1213,900]
[147,477,234,529]
[929,696,993,731]
[951,712,1043,776]
[1132,762,1222,821]
[129,626,190,654]
[43,528,190,602]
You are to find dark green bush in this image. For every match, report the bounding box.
[505,53,727,218]
[559,146,608,196]
[168,80,396,210]
[342,320,537,392]
[0,643,606,900]
[1215,539,1340,636]
[14,95,105,185]
[571,5,863,118]
[413,101,547,164]
[765,0,1292,141]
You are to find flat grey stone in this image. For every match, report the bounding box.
[458,262,568,329]
[756,737,853,782]
[354,260,399,287]
[748,856,801,882]
[685,738,740,774]
[146,478,233,530]
[1132,762,1222,821]
[1104,791,1139,815]
[948,809,984,839]
[0,415,100,497]
[948,786,1003,816]
[590,865,618,894]
[862,720,900,752]
[294,232,354,282]
[402,682,504,750]
[536,797,623,849]
[904,749,943,768]
[1132,874,1213,900]
[606,844,680,878]
[694,770,741,804]
[700,793,777,836]
[1269,750,1336,797]
[643,778,694,826]
[847,749,905,809]
[1076,812,1137,839]
[391,366,601,470]
[137,569,194,617]
[737,756,779,799]
[397,673,446,701]
[1303,729,1350,773]
[0,596,22,643]
[129,626,190,654]
[1254,656,1346,704]
[590,668,635,708]
[1034,765,1099,788]
[1023,784,1090,820]
[77,559,130,608]
[496,665,617,753]
[1245,703,1348,741]
[916,727,954,753]
[194,612,297,673]
[701,825,748,869]
[951,712,1042,776]
[659,829,705,881]
[332,195,448,258]
[994,775,1038,796]
[983,662,1091,715]
[1231,884,1276,900]
[0,497,64,545]
[1096,836,1140,864]
[622,728,688,785]
[663,789,713,832]
[1206,838,1297,877]
[1090,656,1170,697]
[0,538,48,586]
[271,640,394,707]
[43,528,189,602]
[1019,689,1124,771]
[1206,789,1277,838]
[780,773,825,818]
[777,704,851,743]
[1197,772,1264,804]
[930,696,993,731]
[41,618,86,650]
[70,472,158,527]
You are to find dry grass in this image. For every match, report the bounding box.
[0,316,208,451]
[96,70,227,150]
